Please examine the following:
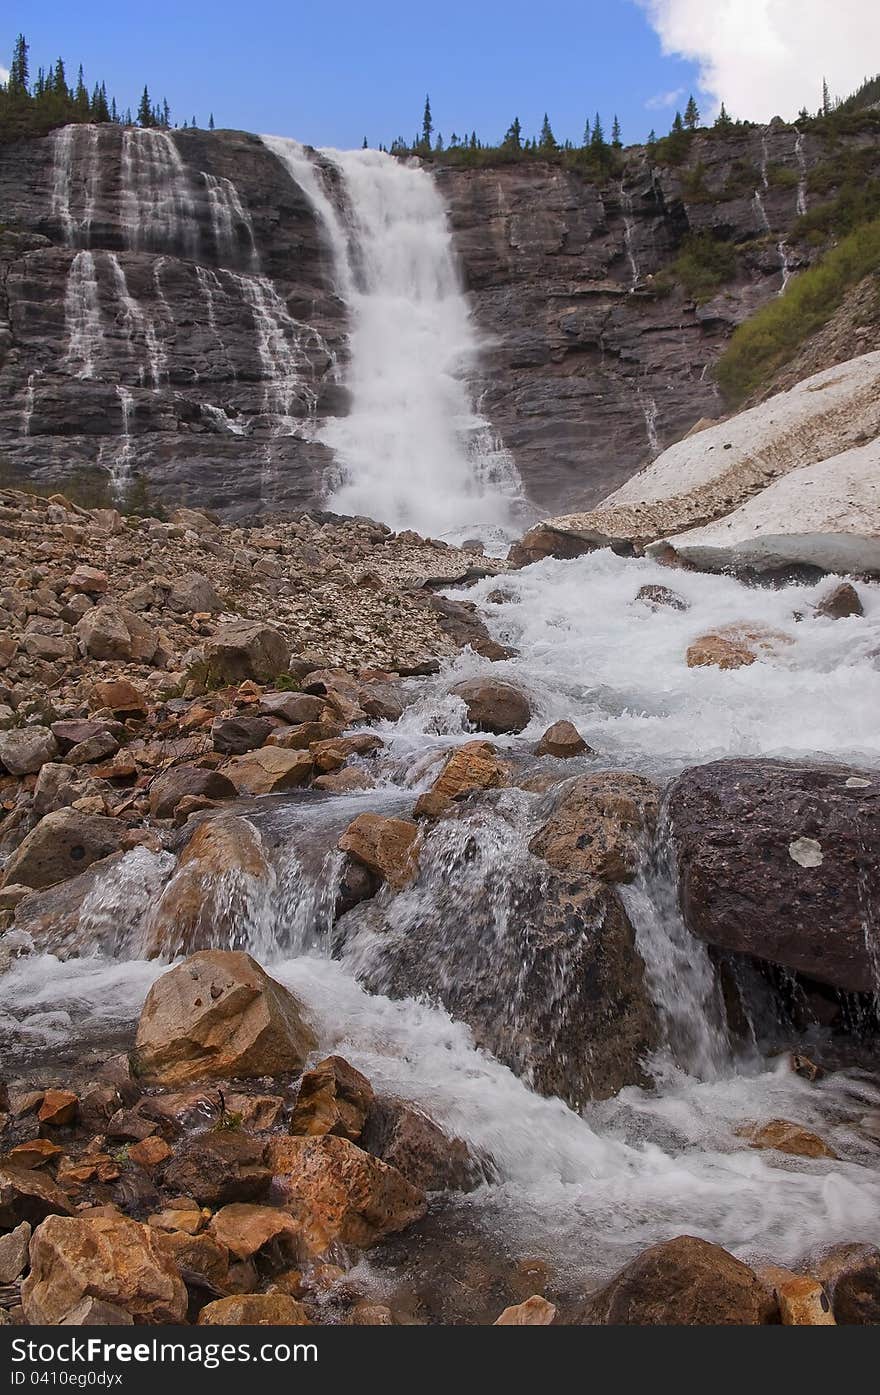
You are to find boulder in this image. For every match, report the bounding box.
[310,734,382,773]
[816,581,864,619]
[0,1166,74,1228]
[22,1213,187,1325]
[265,1135,426,1254]
[686,624,792,670]
[813,1243,880,1324]
[169,572,223,613]
[76,605,157,664]
[741,1118,838,1159]
[450,678,532,734]
[67,732,119,765]
[157,1230,230,1291]
[634,583,689,612]
[1,809,127,890]
[38,1089,78,1126]
[0,726,59,775]
[133,950,316,1085]
[149,765,237,820]
[577,1236,775,1325]
[291,1056,374,1141]
[220,747,314,795]
[529,772,659,883]
[11,852,131,957]
[89,679,148,715]
[668,759,880,992]
[360,1098,482,1192]
[313,768,374,793]
[211,716,275,755]
[142,816,272,959]
[258,692,326,724]
[0,1221,31,1283]
[58,1298,134,1326]
[202,622,289,686]
[163,1132,271,1207]
[198,1294,311,1325]
[495,1296,557,1325]
[757,1266,835,1324]
[208,1204,302,1260]
[414,740,508,819]
[66,565,108,596]
[338,813,419,891]
[535,720,591,759]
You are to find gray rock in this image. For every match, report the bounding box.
[0,1221,31,1283]
[202,621,290,686]
[1,809,127,890]
[168,572,223,613]
[211,715,274,755]
[0,725,59,775]
[149,764,237,819]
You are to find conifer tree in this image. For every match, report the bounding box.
[362,135,368,148]
[539,112,557,153]
[503,116,523,152]
[611,114,622,148]
[9,33,29,93]
[209,112,215,130]
[671,110,684,133]
[422,93,433,150]
[137,85,153,127]
[161,97,171,128]
[53,59,69,101]
[822,77,830,116]
[74,64,89,117]
[684,94,700,130]
[714,102,733,130]
[590,112,605,151]
[647,128,657,148]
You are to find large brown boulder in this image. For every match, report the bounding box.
[208,1204,302,1261]
[1,809,127,890]
[0,1166,75,1228]
[414,741,508,819]
[149,765,237,819]
[198,1293,311,1325]
[535,721,591,758]
[450,678,532,734]
[338,813,419,891]
[202,622,289,686]
[265,1135,427,1254]
[668,759,880,992]
[22,1213,188,1325]
[577,1236,775,1325]
[141,816,272,959]
[530,772,659,883]
[291,1056,374,1141]
[814,1243,880,1324]
[686,624,792,670]
[163,1131,272,1207]
[360,1098,482,1192]
[133,950,316,1085]
[219,747,313,796]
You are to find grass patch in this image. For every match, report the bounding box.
[659,232,738,303]
[715,215,880,404]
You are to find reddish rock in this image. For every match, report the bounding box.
[38,1090,78,1127]
[577,1236,775,1325]
[198,1293,311,1325]
[450,677,532,734]
[338,813,419,891]
[291,1056,374,1141]
[535,720,591,758]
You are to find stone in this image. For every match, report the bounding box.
[5,1139,64,1169]
[313,768,374,793]
[668,759,880,992]
[813,1244,880,1324]
[0,725,59,775]
[310,734,382,773]
[157,1230,231,1292]
[65,732,119,765]
[535,720,591,758]
[198,1293,311,1325]
[0,1221,31,1283]
[449,678,532,734]
[202,622,289,686]
[360,1098,481,1192]
[291,1056,374,1141]
[577,1236,775,1325]
[686,624,792,670]
[414,740,507,819]
[59,1299,134,1325]
[88,679,147,715]
[76,605,157,664]
[338,813,420,891]
[815,581,864,619]
[143,815,272,959]
[741,1119,838,1160]
[757,1266,834,1325]
[149,764,237,819]
[128,1137,172,1168]
[208,1203,302,1260]
[169,573,223,613]
[258,692,326,724]
[22,1213,188,1325]
[133,949,316,1085]
[346,1302,395,1325]
[219,746,313,796]
[634,583,689,611]
[529,771,659,883]
[211,715,275,755]
[66,565,108,596]
[265,1135,427,1254]
[38,1090,78,1127]
[0,1166,74,1228]
[163,1132,271,1207]
[495,1296,557,1325]
[266,721,344,751]
[1,809,127,890]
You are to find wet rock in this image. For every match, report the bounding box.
[38,1089,78,1127]
[198,1293,311,1325]
[163,1132,271,1207]
[149,765,237,819]
[360,1098,482,1192]
[143,816,271,959]
[2,809,127,890]
[813,1244,880,1324]
[202,622,289,686]
[266,720,344,751]
[577,1236,775,1325]
[211,715,275,755]
[11,853,131,957]
[634,583,689,612]
[133,949,316,1085]
[449,677,532,734]
[313,768,375,793]
[414,740,508,819]
[22,1213,188,1325]
[495,1295,557,1325]
[158,1229,231,1293]
[128,1137,172,1168]
[266,1135,427,1254]
[0,1221,31,1283]
[0,1165,74,1227]
[291,1056,374,1141]
[757,1266,834,1324]
[219,746,314,795]
[359,682,405,722]
[686,624,792,670]
[0,725,59,775]
[668,759,880,992]
[740,1118,838,1159]
[346,1302,395,1325]
[208,1203,302,1260]
[310,733,383,772]
[530,771,659,883]
[815,581,863,619]
[258,691,326,724]
[338,813,420,891]
[535,720,591,758]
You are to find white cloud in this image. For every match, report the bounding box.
[638,0,880,121]
[645,88,685,110]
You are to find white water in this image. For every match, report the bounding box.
[203,172,259,269]
[262,136,524,544]
[638,392,660,456]
[121,128,198,257]
[63,250,103,378]
[21,372,36,436]
[106,252,166,387]
[618,180,639,290]
[111,385,136,488]
[795,130,808,218]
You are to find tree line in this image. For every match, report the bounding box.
[0,34,216,143]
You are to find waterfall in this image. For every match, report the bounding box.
[63,250,103,378]
[638,390,660,455]
[106,252,166,387]
[50,124,102,248]
[618,180,639,290]
[21,373,36,436]
[754,132,795,294]
[111,385,136,490]
[203,172,259,268]
[262,136,523,542]
[795,130,808,217]
[227,270,320,428]
[120,128,198,256]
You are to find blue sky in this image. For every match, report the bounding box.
[2,0,704,148]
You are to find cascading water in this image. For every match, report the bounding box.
[795,130,808,218]
[63,250,103,379]
[754,131,796,295]
[618,180,639,290]
[21,372,36,436]
[638,390,660,456]
[120,128,198,257]
[262,136,524,545]
[106,251,166,387]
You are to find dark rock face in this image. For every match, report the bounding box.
[668,759,880,993]
[0,121,870,518]
[576,1236,775,1325]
